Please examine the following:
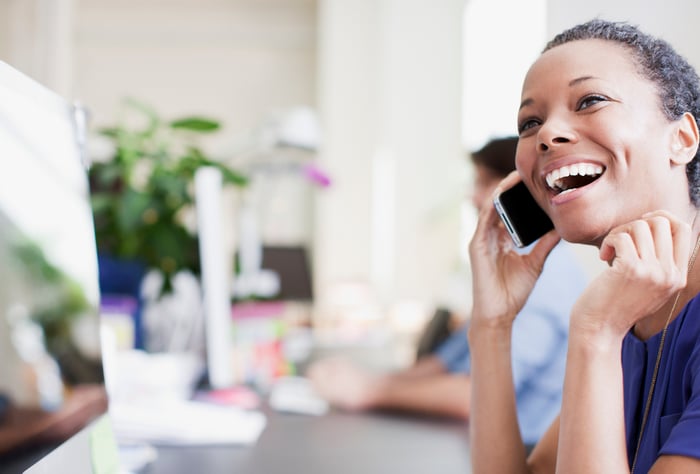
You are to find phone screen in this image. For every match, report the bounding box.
[493,181,554,247]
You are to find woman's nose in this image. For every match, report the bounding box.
[539,135,571,152]
[537,117,575,152]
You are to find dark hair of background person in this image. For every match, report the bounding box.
[470,136,518,178]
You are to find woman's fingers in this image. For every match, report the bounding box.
[497,170,523,190]
[471,173,521,255]
[644,214,674,267]
[600,231,637,268]
[643,210,692,275]
[599,211,691,289]
[479,173,520,232]
[629,219,657,261]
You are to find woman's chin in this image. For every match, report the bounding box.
[555,225,606,248]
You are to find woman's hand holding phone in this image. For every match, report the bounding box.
[469,172,560,329]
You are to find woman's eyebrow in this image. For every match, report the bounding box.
[569,75,596,87]
[519,97,533,111]
[519,75,599,111]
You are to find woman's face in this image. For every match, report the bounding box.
[516,39,688,246]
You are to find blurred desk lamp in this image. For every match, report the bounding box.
[275,106,320,151]
[233,107,326,301]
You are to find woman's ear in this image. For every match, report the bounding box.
[670,112,699,165]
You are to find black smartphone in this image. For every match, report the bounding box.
[493,181,554,248]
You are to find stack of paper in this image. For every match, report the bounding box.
[109,400,266,446]
[269,376,329,416]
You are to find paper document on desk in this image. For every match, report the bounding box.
[269,376,329,416]
[109,400,266,445]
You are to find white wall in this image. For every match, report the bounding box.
[71,0,319,280]
[0,2,10,62]
[0,0,74,97]
[547,0,700,70]
[0,0,317,164]
[72,0,317,144]
[314,0,467,322]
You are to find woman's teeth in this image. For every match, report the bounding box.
[545,163,604,193]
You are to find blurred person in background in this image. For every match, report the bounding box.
[307,136,589,447]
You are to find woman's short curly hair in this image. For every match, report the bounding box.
[545,19,700,206]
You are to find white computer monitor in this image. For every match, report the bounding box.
[0,61,114,474]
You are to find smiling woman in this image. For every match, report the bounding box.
[515,37,697,247]
[467,19,700,474]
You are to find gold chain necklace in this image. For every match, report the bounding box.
[630,232,700,473]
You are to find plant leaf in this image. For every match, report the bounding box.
[169,117,220,132]
[117,189,152,232]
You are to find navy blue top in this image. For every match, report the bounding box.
[622,292,700,472]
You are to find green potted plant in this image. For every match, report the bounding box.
[89,99,248,296]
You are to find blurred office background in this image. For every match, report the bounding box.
[1,0,699,371]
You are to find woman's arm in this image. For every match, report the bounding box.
[308,355,473,418]
[650,455,700,473]
[468,321,530,473]
[468,172,561,473]
[527,416,560,473]
[556,328,628,473]
[556,212,691,473]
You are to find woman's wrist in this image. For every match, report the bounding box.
[467,316,514,349]
[568,314,627,354]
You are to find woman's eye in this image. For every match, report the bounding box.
[577,95,607,111]
[518,118,540,134]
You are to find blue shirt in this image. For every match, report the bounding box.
[434,242,588,445]
[622,292,700,472]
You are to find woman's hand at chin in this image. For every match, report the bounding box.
[469,171,561,329]
[571,210,692,341]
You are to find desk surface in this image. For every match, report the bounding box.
[143,407,472,474]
